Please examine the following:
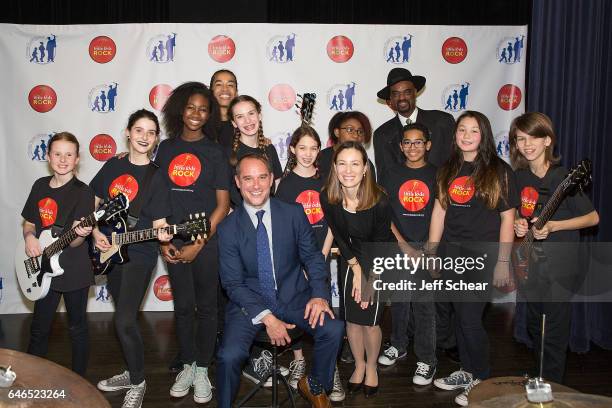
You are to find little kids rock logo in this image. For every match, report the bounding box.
[327,35,354,63]
[520,186,539,218]
[442,83,471,112]
[296,190,324,224]
[169,153,202,187]
[494,131,510,162]
[266,33,296,63]
[94,284,112,303]
[497,35,525,64]
[442,37,468,64]
[497,84,522,111]
[208,35,236,63]
[398,180,430,212]
[109,174,139,202]
[449,176,475,204]
[28,133,55,162]
[28,85,57,113]
[149,84,173,111]
[27,35,57,64]
[268,84,296,112]
[327,82,356,111]
[90,134,117,161]
[384,35,413,64]
[38,197,58,227]
[147,33,177,63]
[154,275,173,301]
[89,83,119,113]
[89,36,117,63]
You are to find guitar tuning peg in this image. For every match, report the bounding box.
[189,214,193,219]
[191,234,195,241]
[195,213,199,218]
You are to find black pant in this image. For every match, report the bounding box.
[107,262,154,385]
[453,301,489,380]
[28,287,89,376]
[167,238,219,367]
[435,301,456,349]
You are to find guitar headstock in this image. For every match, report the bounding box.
[295,92,316,126]
[177,212,210,241]
[95,193,130,222]
[563,159,592,194]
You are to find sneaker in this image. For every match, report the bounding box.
[433,369,473,391]
[413,362,436,385]
[193,366,213,404]
[377,345,407,366]
[170,362,195,398]
[288,358,306,390]
[340,339,354,364]
[122,381,146,408]
[97,371,133,392]
[329,366,346,402]
[242,350,273,386]
[454,378,481,406]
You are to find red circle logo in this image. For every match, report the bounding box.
[448,176,475,204]
[168,153,202,187]
[327,36,354,63]
[295,190,324,224]
[442,37,468,64]
[497,84,522,111]
[149,84,173,111]
[208,35,236,63]
[89,36,117,63]
[268,84,296,111]
[109,174,139,202]
[89,134,117,161]
[28,85,57,113]
[398,180,430,212]
[38,197,58,228]
[520,186,538,217]
[153,275,173,301]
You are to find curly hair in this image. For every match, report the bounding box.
[161,81,219,140]
[228,95,267,167]
[327,111,373,145]
[282,125,322,179]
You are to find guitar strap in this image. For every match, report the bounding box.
[51,178,87,238]
[126,162,158,229]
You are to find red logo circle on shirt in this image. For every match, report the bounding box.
[208,35,236,62]
[497,84,522,111]
[28,85,57,113]
[168,153,202,187]
[153,275,173,301]
[109,174,139,202]
[149,84,173,111]
[268,84,297,111]
[89,36,117,63]
[89,134,117,161]
[398,180,430,212]
[520,186,538,217]
[442,37,468,64]
[38,197,58,228]
[449,176,475,204]
[327,36,354,63]
[295,190,324,224]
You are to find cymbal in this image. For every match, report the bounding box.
[471,392,612,408]
[470,376,577,403]
[0,348,110,408]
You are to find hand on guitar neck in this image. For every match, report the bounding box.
[514,217,554,241]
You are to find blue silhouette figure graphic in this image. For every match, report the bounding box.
[100,90,107,111]
[38,42,46,62]
[330,95,339,110]
[166,33,176,61]
[32,145,41,161]
[505,140,510,155]
[158,41,165,61]
[345,82,356,110]
[452,90,459,110]
[277,137,285,159]
[277,40,285,61]
[46,35,56,62]
[394,42,401,62]
[285,132,292,151]
[497,141,503,156]
[331,282,338,298]
[150,46,159,61]
[270,46,278,61]
[96,286,110,301]
[92,96,100,111]
[386,46,395,62]
[337,90,345,110]
[459,83,470,110]
[444,95,453,110]
[513,35,524,62]
[285,33,296,61]
[40,139,47,161]
[499,47,508,63]
[29,47,39,62]
[507,42,513,61]
[402,35,412,62]
[107,83,118,111]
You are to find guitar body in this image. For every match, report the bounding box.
[15,229,64,301]
[91,217,129,275]
[511,236,530,283]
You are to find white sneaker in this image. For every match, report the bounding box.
[377,345,407,366]
[288,358,306,390]
[413,362,436,385]
[454,378,481,406]
[242,350,289,388]
[122,381,146,408]
[329,366,346,402]
[97,371,132,392]
[193,366,213,404]
[170,362,195,398]
[433,369,473,391]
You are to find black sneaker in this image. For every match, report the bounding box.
[340,339,354,364]
[412,362,436,385]
[377,344,407,366]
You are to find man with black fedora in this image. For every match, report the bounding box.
[373,68,454,179]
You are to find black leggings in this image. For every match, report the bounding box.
[28,287,89,376]
[107,262,154,385]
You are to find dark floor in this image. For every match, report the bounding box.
[1,304,611,407]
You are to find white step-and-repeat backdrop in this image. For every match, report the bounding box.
[0,23,526,313]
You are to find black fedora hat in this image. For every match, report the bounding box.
[377,68,426,99]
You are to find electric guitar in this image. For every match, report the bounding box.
[512,159,592,282]
[91,212,209,275]
[296,92,316,125]
[15,194,129,301]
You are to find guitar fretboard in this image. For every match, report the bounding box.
[43,213,97,257]
[115,226,177,245]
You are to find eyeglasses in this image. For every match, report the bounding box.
[339,127,365,137]
[401,139,426,148]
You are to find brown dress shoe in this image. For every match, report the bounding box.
[297,377,331,408]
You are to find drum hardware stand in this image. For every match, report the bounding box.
[525,313,554,403]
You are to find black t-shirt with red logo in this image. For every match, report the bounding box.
[381,163,437,244]
[21,176,95,292]
[440,160,519,242]
[90,156,171,266]
[276,171,328,248]
[515,165,595,242]
[155,137,231,234]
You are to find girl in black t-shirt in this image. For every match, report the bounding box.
[21,132,94,376]
[91,109,173,406]
[210,69,238,147]
[155,82,231,404]
[509,112,599,383]
[429,111,518,407]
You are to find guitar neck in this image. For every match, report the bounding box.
[44,213,98,257]
[114,225,176,245]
